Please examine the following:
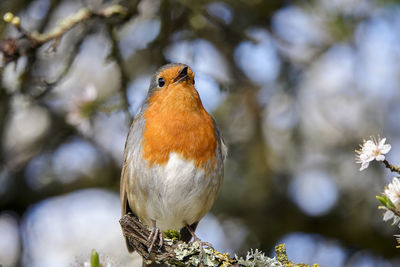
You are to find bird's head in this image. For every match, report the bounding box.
[146,63,202,112]
[148,63,195,95]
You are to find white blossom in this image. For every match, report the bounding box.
[383,209,395,222]
[355,137,391,171]
[382,207,400,226]
[380,177,400,227]
[384,177,400,208]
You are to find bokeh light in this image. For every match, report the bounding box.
[21,189,134,267]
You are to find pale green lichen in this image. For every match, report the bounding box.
[171,242,318,266]
[164,237,175,246]
[173,241,222,266]
[235,244,319,267]
[235,249,283,267]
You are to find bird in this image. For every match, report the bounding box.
[120,63,226,266]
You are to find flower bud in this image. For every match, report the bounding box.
[11,16,20,26]
[3,12,14,23]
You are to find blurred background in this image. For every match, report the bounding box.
[1,0,400,266]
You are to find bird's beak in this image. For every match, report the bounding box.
[172,66,189,83]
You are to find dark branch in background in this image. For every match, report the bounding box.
[105,23,132,124]
[119,213,316,267]
[33,32,87,101]
[0,87,10,165]
[33,25,93,100]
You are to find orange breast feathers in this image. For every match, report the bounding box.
[142,82,217,169]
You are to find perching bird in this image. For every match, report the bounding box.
[120,63,226,265]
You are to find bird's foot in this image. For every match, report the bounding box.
[194,239,214,266]
[186,225,214,266]
[146,223,163,257]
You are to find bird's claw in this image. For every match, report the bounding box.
[185,225,214,266]
[147,226,163,256]
[195,239,214,266]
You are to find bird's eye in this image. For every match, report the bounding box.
[193,78,195,85]
[158,77,165,87]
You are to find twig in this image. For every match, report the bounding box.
[25,5,127,45]
[383,160,400,175]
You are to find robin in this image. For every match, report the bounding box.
[120,63,226,266]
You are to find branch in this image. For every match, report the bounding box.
[383,160,400,175]
[25,5,126,44]
[0,4,127,63]
[119,214,319,267]
[105,23,132,124]
[120,213,236,266]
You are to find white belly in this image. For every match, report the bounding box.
[147,153,219,230]
[128,152,222,231]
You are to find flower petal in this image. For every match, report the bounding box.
[383,210,395,221]
[360,161,369,171]
[375,155,385,161]
[362,140,376,153]
[380,144,391,154]
[379,138,387,147]
[360,153,375,162]
[393,178,400,190]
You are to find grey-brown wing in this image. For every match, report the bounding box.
[120,156,129,216]
[120,118,139,253]
[211,117,227,163]
[120,119,133,217]
[120,165,136,252]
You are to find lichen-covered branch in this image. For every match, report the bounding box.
[119,213,236,266]
[119,214,319,267]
